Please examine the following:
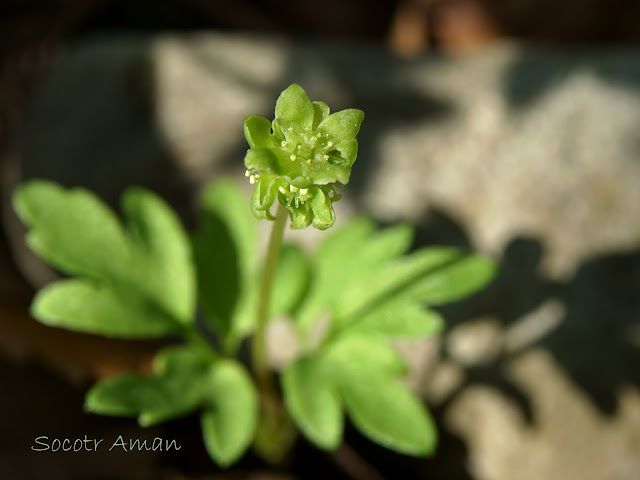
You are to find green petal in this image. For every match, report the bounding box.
[301,161,350,186]
[246,148,304,182]
[287,176,314,189]
[244,115,275,149]
[251,174,280,217]
[275,84,314,132]
[244,148,280,173]
[333,139,359,168]
[311,188,335,230]
[288,201,313,230]
[317,109,364,142]
[271,118,285,142]
[312,101,330,130]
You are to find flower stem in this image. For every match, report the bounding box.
[252,201,287,403]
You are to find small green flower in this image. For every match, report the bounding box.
[243,84,364,230]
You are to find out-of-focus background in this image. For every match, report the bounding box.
[2,1,640,479]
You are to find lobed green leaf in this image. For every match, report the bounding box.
[192,181,257,345]
[296,219,414,332]
[201,361,258,467]
[325,334,408,375]
[344,301,444,338]
[402,253,496,305]
[32,279,180,338]
[324,335,436,456]
[336,247,494,323]
[282,356,343,450]
[13,180,196,337]
[270,244,312,317]
[337,371,437,456]
[12,180,130,282]
[85,345,210,427]
[122,188,195,325]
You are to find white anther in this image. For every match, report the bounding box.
[249,175,256,184]
[288,126,294,132]
[300,188,308,195]
[317,132,322,138]
[279,186,287,194]
[245,170,251,177]
[281,141,287,147]
[305,126,311,131]
[307,159,312,165]
[290,154,297,161]
[327,141,334,147]
[290,185,299,193]
[323,155,329,161]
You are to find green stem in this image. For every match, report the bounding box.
[252,201,288,400]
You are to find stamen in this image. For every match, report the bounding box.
[305,126,311,131]
[245,170,251,177]
[327,141,334,148]
[281,141,287,147]
[323,154,329,161]
[300,188,308,195]
[290,154,297,161]
[288,126,294,132]
[279,186,287,195]
[317,132,322,138]
[249,175,256,184]
[307,159,312,165]
[289,185,299,193]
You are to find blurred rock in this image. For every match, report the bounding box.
[3,33,640,479]
[447,350,640,480]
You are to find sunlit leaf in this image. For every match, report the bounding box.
[201,361,258,467]
[13,180,196,337]
[192,181,257,345]
[282,356,343,450]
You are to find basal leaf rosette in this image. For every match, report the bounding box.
[243,84,364,230]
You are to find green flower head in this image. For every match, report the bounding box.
[243,84,364,230]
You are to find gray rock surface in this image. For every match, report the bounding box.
[3,33,640,479]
